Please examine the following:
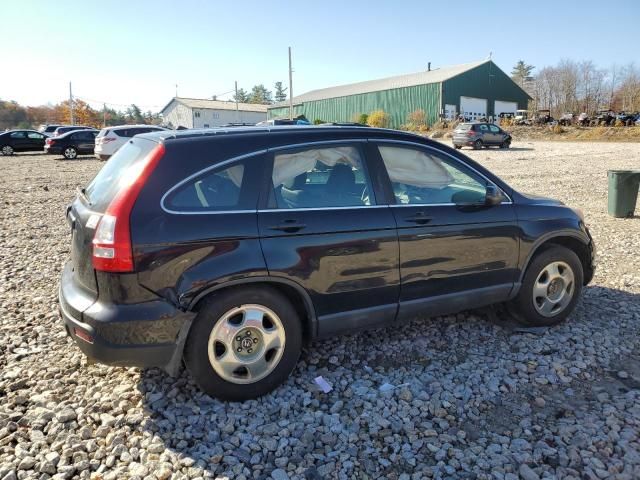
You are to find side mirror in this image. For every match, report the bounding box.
[485,185,503,206]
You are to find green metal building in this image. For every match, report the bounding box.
[268,60,531,128]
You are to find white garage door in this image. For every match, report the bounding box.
[460,96,487,121]
[494,100,517,117]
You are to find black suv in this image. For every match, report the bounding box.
[59,126,595,400]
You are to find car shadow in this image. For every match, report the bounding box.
[135,285,640,477]
[53,155,99,161]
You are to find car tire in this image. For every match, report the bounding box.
[500,139,511,149]
[1,145,14,156]
[473,140,483,150]
[454,145,462,150]
[184,286,302,401]
[63,147,77,160]
[508,245,583,327]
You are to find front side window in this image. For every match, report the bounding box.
[164,159,253,212]
[489,125,500,133]
[379,145,488,205]
[27,132,44,139]
[270,145,373,209]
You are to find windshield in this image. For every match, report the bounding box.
[84,138,158,211]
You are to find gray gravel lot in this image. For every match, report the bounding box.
[1,141,639,480]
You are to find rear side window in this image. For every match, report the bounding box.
[270,145,373,209]
[163,158,257,212]
[114,129,131,137]
[85,139,158,211]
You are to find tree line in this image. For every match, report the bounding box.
[511,60,640,116]
[0,99,162,130]
[232,82,288,105]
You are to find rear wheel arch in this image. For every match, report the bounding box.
[520,233,592,286]
[188,278,317,342]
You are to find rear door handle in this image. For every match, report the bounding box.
[269,221,306,233]
[405,213,432,225]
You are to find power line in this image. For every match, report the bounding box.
[73,95,165,110]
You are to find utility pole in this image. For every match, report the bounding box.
[235,80,239,123]
[103,103,107,127]
[288,47,293,120]
[69,82,74,125]
[175,83,178,97]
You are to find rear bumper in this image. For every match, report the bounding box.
[58,262,194,375]
[45,146,63,154]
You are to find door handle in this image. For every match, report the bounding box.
[405,213,432,225]
[269,221,306,233]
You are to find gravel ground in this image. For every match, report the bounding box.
[1,141,639,480]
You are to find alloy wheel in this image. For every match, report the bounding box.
[532,261,575,317]
[207,304,286,384]
[1,145,13,156]
[64,147,77,159]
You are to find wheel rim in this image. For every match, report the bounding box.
[532,261,575,317]
[475,140,482,148]
[2,146,13,155]
[208,304,286,384]
[65,148,76,159]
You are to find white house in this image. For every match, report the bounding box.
[161,97,268,128]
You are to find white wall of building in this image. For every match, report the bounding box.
[162,102,194,128]
[192,109,267,128]
[162,100,267,128]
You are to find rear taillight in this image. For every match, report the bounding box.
[92,143,165,272]
[45,138,54,145]
[467,130,475,136]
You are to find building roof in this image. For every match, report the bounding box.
[269,60,490,108]
[162,97,269,114]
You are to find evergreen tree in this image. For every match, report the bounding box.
[274,81,288,103]
[248,84,273,104]
[511,60,535,86]
[233,88,249,103]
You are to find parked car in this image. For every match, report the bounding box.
[45,129,98,159]
[0,129,46,155]
[558,113,574,126]
[576,113,590,127]
[94,125,167,160]
[514,109,530,125]
[616,112,636,126]
[59,126,595,401]
[452,122,512,149]
[591,111,616,126]
[534,110,554,125]
[52,125,94,137]
[38,124,66,136]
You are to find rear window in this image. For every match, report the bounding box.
[84,139,157,211]
[456,124,473,131]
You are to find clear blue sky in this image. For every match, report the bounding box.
[1,0,638,110]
